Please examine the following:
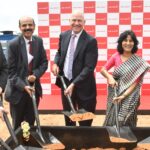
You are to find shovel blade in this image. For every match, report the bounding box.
[63,109,95,122]
[106,126,137,143]
[14,145,26,150]
[62,111,82,122]
[0,138,12,150]
[42,132,65,150]
[137,136,150,150]
[23,146,43,150]
[31,131,65,149]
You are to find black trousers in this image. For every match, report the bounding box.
[61,77,96,126]
[10,92,40,130]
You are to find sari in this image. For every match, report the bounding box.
[103,54,150,127]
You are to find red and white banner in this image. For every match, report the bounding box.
[37,0,150,111]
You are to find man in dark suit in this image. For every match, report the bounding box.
[52,11,98,126]
[0,43,8,120]
[5,16,48,130]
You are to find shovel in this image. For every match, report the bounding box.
[0,94,26,150]
[137,136,150,149]
[106,87,137,143]
[59,75,95,122]
[2,111,26,150]
[30,85,65,149]
[0,138,12,150]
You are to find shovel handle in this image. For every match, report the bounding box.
[0,138,12,150]
[0,96,19,146]
[3,112,19,146]
[59,75,76,113]
[114,87,120,136]
[31,90,45,143]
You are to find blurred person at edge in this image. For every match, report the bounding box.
[0,42,8,120]
[52,10,98,126]
[100,30,150,127]
[5,16,48,130]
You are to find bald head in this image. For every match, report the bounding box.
[69,10,85,34]
[19,16,35,27]
[70,10,84,20]
[19,16,35,40]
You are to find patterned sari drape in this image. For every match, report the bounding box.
[104,55,150,127]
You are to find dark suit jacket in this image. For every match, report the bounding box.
[0,43,8,91]
[5,35,48,104]
[54,30,98,102]
[0,43,8,106]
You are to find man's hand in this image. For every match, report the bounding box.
[0,106,8,121]
[64,83,75,97]
[24,86,35,97]
[27,75,36,83]
[52,64,59,76]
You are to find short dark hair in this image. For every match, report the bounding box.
[117,30,139,54]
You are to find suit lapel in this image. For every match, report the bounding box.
[61,31,71,61]
[31,36,37,69]
[74,30,87,60]
[20,36,28,70]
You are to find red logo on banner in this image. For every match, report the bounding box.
[50,38,59,49]
[38,26,49,37]
[84,1,95,13]
[143,37,150,49]
[49,14,60,26]
[45,50,50,60]
[84,25,95,37]
[97,84,107,95]
[136,49,142,57]
[108,1,119,13]
[131,25,143,36]
[120,13,131,25]
[37,2,49,14]
[61,26,70,32]
[143,13,150,24]
[108,25,119,37]
[96,13,107,25]
[61,2,72,13]
[96,37,107,49]
[132,1,143,12]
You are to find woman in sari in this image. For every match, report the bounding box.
[100,30,150,127]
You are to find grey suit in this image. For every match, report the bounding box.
[5,35,48,129]
[55,30,98,126]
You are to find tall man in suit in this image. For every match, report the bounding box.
[52,11,98,126]
[5,16,48,130]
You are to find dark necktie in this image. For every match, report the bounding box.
[28,41,33,75]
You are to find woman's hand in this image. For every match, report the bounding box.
[113,95,125,103]
[108,76,118,88]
